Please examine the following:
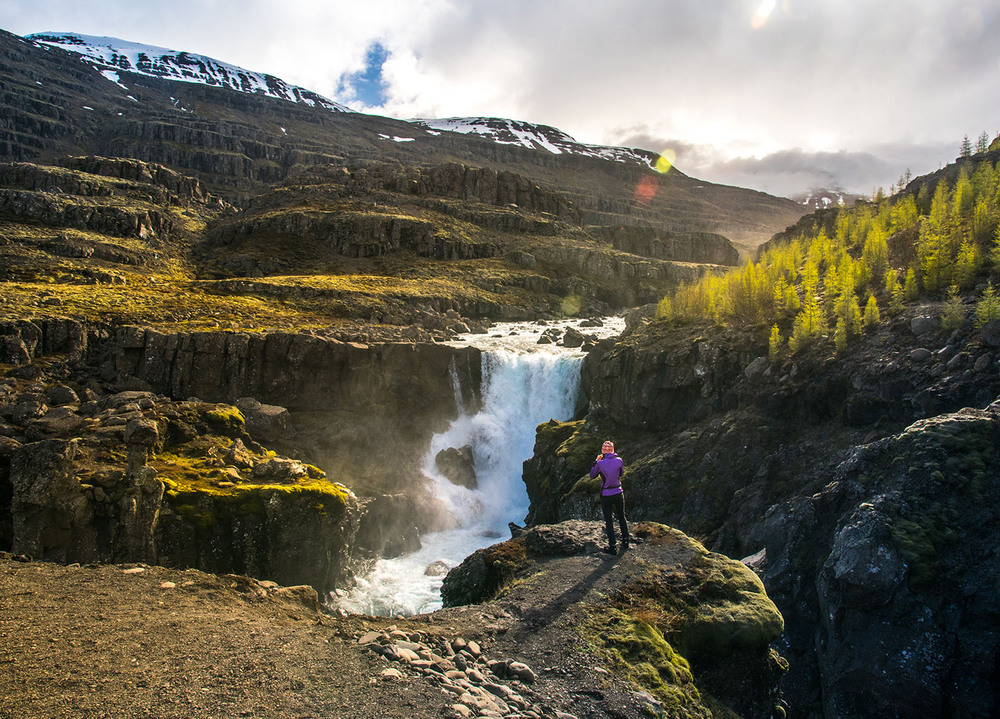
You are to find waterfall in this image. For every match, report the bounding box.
[334,318,622,617]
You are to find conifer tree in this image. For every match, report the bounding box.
[863,295,881,329]
[904,268,919,300]
[861,227,889,286]
[769,324,783,362]
[656,295,673,321]
[773,275,789,317]
[941,285,965,330]
[972,198,995,245]
[975,283,1000,327]
[953,241,981,290]
[992,224,1000,274]
[976,131,990,154]
[834,317,848,353]
[789,294,827,353]
[885,269,905,315]
[960,135,973,158]
[785,283,800,315]
[919,181,954,291]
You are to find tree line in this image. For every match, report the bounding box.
[655,145,1000,357]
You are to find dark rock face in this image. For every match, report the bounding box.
[593,225,740,266]
[751,404,1000,718]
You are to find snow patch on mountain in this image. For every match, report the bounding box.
[413,117,659,168]
[28,32,353,113]
[792,187,863,209]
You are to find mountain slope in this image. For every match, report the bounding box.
[28,32,353,113]
[1,29,805,248]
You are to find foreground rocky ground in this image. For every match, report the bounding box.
[1,521,784,719]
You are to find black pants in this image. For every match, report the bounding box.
[601,492,629,549]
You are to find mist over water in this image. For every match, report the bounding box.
[334,318,623,617]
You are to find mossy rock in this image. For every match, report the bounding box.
[584,608,709,719]
[205,406,246,437]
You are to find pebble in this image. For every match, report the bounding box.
[359,630,551,718]
[159,581,176,589]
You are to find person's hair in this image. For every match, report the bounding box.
[602,440,614,450]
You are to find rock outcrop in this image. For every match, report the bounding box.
[0,359,362,595]
[441,520,787,718]
[750,403,1000,717]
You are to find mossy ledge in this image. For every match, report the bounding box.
[440,520,786,718]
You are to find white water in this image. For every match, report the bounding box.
[333,318,624,617]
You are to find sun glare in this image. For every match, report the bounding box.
[751,0,776,29]
[655,148,676,173]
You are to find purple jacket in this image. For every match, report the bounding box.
[590,452,624,496]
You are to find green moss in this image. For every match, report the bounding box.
[205,406,246,436]
[605,552,783,660]
[582,608,709,719]
[153,443,350,534]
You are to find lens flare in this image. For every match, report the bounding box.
[561,293,582,316]
[751,0,776,29]
[635,175,658,204]
[655,148,676,174]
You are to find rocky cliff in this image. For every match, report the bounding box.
[0,361,361,595]
[524,306,1000,717]
[0,314,486,595]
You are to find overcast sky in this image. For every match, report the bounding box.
[3,0,998,197]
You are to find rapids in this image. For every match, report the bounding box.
[333,317,624,616]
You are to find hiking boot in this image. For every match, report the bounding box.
[603,546,617,555]
[620,542,629,553]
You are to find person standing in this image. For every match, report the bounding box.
[590,440,630,554]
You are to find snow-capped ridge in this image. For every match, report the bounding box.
[413,117,659,168]
[28,32,353,114]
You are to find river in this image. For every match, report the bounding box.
[332,317,624,617]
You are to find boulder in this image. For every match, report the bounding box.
[235,397,290,443]
[982,319,1000,348]
[560,328,585,348]
[250,458,308,483]
[435,446,477,489]
[910,315,940,336]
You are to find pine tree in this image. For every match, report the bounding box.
[904,268,919,300]
[863,295,881,329]
[975,283,1000,327]
[960,135,973,158]
[941,285,965,330]
[976,131,990,154]
[769,324,783,362]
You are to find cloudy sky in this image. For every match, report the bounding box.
[3,0,998,197]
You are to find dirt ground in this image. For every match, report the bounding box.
[0,548,656,719]
[0,554,464,719]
